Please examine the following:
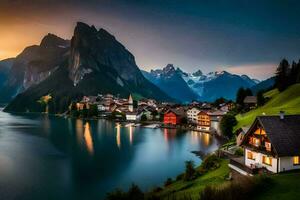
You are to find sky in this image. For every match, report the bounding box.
[0,0,300,80]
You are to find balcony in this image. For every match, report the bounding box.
[229,157,259,175]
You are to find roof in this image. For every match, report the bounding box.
[165,108,186,117]
[208,110,226,116]
[243,96,257,104]
[246,115,300,157]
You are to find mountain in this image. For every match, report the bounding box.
[4,22,172,113]
[0,34,70,103]
[142,64,199,102]
[0,58,15,89]
[251,77,275,94]
[143,66,258,102]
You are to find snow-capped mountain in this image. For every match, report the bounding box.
[142,64,259,102]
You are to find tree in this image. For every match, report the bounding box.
[127,184,144,200]
[220,114,237,138]
[184,160,196,181]
[275,59,290,91]
[141,114,147,122]
[236,88,246,106]
[245,88,253,96]
[257,90,265,107]
[213,97,227,107]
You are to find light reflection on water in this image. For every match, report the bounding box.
[0,110,221,200]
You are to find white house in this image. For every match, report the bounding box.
[186,107,201,124]
[230,114,300,174]
[126,111,142,122]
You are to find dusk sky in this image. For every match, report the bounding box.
[1,0,300,80]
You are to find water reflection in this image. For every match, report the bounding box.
[84,122,94,155]
[0,110,221,200]
[116,123,121,149]
[129,125,133,145]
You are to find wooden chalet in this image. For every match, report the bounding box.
[229,114,300,175]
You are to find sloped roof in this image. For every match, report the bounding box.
[165,108,186,117]
[246,115,300,157]
[243,96,257,104]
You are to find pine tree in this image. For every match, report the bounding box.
[275,59,290,91]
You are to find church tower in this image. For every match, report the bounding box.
[128,94,133,112]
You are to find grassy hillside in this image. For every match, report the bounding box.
[154,159,229,200]
[235,83,300,130]
[255,171,300,200]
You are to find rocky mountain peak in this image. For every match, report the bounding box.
[40,33,69,49]
[192,69,203,76]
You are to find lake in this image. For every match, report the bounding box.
[0,109,221,200]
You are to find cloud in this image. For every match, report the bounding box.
[217,63,277,80]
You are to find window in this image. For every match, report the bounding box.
[247,151,255,160]
[262,156,272,166]
[265,142,271,151]
[293,156,300,165]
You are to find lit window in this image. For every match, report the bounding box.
[247,151,255,160]
[262,156,272,166]
[293,156,300,165]
[265,142,271,151]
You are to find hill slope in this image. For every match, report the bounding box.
[235,83,300,130]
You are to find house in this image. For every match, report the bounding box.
[197,111,210,131]
[208,110,226,135]
[186,107,201,124]
[140,106,156,120]
[126,111,142,122]
[235,127,250,146]
[163,108,185,125]
[243,96,257,110]
[230,113,300,175]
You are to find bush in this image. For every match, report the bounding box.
[176,173,184,181]
[200,154,220,171]
[234,148,244,156]
[164,178,173,187]
[184,161,197,181]
[106,183,144,200]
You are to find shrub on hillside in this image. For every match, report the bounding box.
[234,148,244,156]
[200,154,221,171]
[184,160,197,181]
[164,178,173,187]
[106,184,144,200]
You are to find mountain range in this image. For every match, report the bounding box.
[0,22,274,112]
[142,64,269,102]
[1,22,172,113]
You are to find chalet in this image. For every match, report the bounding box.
[230,113,300,175]
[197,111,210,131]
[208,110,226,135]
[186,107,201,124]
[163,108,185,125]
[243,96,257,110]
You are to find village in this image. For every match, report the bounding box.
[68,93,236,135]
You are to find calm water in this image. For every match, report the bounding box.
[0,109,220,200]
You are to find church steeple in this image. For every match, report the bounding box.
[128,94,133,112]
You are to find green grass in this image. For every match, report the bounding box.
[154,159,230,200]
[235,84,300,130]
[255,171,300,200]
